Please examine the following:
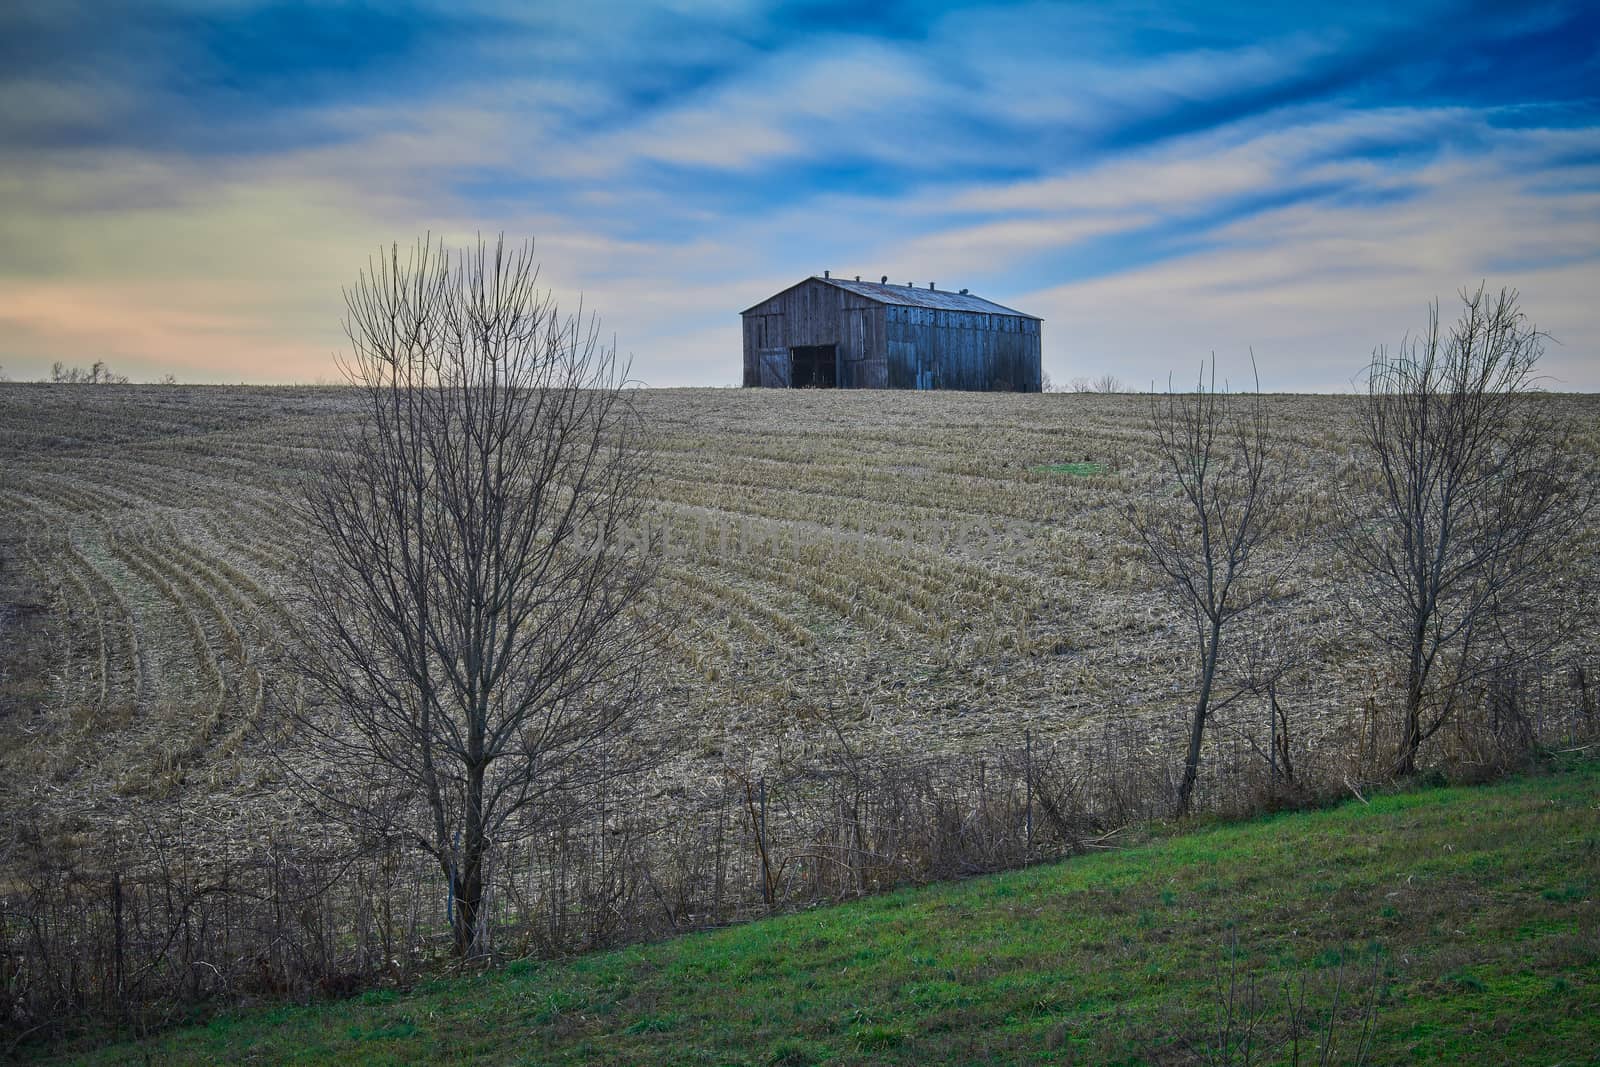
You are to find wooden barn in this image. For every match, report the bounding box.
[741,274,1042,391]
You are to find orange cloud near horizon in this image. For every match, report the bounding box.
[0,279,345,383]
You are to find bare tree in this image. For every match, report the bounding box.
[1069,376,1094,393]
[1338,285,1592,777]
[1128,358,1275,815]
[1094,373,1125,394]
[49,360,128,384]
[1233,613,1310,793]
[295,235,659,957]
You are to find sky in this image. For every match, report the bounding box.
[1,0,1597,390]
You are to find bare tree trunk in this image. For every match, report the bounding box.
[451,760,487,956]
[1177,617,1224,815]
[1269,681,1292,784]
[1397,674,1425,778]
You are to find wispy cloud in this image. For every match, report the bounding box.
[0,0,1595,387]
[1021,130,1600,390]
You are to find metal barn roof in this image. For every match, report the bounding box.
[823,278,1040,318]
[743,276,1041,320]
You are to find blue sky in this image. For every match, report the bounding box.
[1,0,1597,388]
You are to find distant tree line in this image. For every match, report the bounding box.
[51,360,129,384]
[1041,371,1125,393]
[12,361,179,384]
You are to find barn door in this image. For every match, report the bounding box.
[759,348,790,387]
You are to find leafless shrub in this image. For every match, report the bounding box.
[1211,613,1323,811]
[6,655,1596,1046]
[1571,663,1595,728]
[1167,931,1385,1066]
[1434,654,1566,780]
[0,720,1151,1041]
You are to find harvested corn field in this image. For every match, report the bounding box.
[2,384,1598,841]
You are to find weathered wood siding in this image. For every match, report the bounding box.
[883,306,1041,392]
[742,277,1039,392]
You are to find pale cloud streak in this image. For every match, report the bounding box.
[1020,135,1600,391]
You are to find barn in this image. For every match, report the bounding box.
[741,274,1042,392]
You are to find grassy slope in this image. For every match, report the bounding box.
[50,761,1599,1066]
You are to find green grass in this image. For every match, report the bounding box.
[1030,460,1106,476]
[36,761,1600,1065]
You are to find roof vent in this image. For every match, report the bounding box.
[907,281,914,288]
[960,288,968,295]
[824,270,830,279]
[929,282,935,290]
[855,275,861,282]
[881,275,888,284]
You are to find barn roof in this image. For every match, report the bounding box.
[743,276,1041,320]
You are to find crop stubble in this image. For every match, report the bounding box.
[2,385,1597,848]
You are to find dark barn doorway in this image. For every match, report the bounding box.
[790,345,837,388]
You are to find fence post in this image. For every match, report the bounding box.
[712,791,726,920]
[1537,670,1545,742]
[1024,728,1033,852]
[1268,684,1279,784]
[758,776,769,909]
[110,871,125,1017]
